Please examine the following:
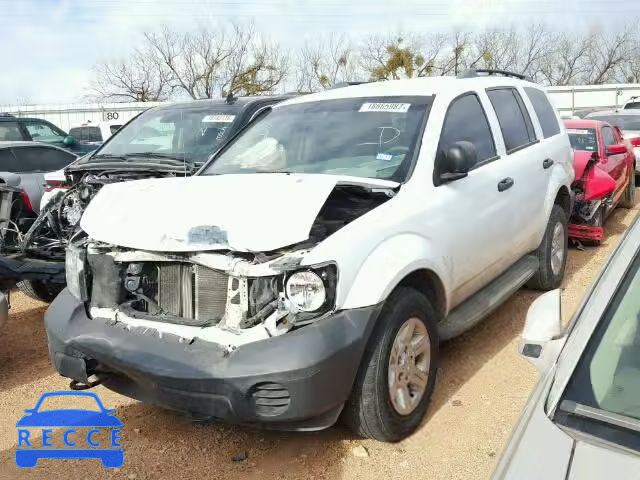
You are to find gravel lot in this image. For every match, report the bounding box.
[0,197,638,480]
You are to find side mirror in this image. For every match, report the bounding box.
[606,144,627,155]
[630,137,640,147]
[519,289,566,372]
[63,135,76,146]
[439,141,478,183]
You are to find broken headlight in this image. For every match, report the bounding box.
[285,265,337,313]
[65,244,88,301]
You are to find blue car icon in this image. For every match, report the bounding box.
[16,391,123,468]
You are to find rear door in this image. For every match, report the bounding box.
[485,86,543,255]
[600,125,628,204]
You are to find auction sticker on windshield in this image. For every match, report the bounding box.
[202,114,236,123]
[359,103,411,113]
[15,391,123,468]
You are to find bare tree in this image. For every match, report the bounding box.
[295,34,358,92]
[90,48,172,102]
[538,32,595,85]
[219,24,289,97]
[585,28,634,84]
[144,25,232,99]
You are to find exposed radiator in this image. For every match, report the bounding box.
[157,263,228,321]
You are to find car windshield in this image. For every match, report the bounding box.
[589,115,640,131]
[203,96,432,182]
[90,104,241,165]
[567,128,598,152]
[557,251,640,450]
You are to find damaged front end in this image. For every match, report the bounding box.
[69,242,338,351]
[569,151,617,243]
[65,177,393,352]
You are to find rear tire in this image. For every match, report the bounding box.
[17,280,64,303]
[343,287,439,442]
[527,205,568,290]
[620,172,636,209]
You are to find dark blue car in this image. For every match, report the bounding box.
[0,114,95,154]
[15,391,123,468]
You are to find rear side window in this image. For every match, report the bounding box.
[10,146,76,173]
[524,87,561,138]
[0,122,23,141]
[487,88,536,153]
[438,93,496,165]
[69,126,102,142]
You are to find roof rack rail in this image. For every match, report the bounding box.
[330,81,370,90]
[457,69,532,82]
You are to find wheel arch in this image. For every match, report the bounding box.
[554,185,572,220]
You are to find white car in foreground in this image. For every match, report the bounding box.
[47,70,574,441]
[494,214,640,479]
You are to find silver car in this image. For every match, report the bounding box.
[494,213,640,479]
[0,141,77,213]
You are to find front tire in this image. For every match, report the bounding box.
[527,204,568,290]
[343,287,439,442]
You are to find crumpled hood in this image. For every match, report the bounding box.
[81,173,397,252]
[572,150,596,180]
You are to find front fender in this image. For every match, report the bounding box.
[539,164,574,246]
[340,233,449,311]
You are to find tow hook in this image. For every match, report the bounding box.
[69,373,107,390]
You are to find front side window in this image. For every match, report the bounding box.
[0,122,23,141]
[524,87,561,138]
[602,126,616,147]
[437,93,496,166]
[204,96,433,182]
[567,128,598,152]
[11,146,76,172]
[487,88,536,153]
[23,121,66,144]
[556,252,640,452]
[93,104,241,165]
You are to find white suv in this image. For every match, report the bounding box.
[46,70,574,442]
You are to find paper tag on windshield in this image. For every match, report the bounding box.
[376,153,394,161]
[567,129,591,135]
[359,103,411,113]
[202,114,236,123]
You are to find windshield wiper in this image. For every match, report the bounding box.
[559,400,640,433]
[90,153,127,161]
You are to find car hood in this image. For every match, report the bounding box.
[81,173,398,252]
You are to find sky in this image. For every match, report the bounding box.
[0,0,639,105]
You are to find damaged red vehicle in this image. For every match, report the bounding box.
[565,119,638,244]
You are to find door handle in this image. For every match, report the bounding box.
[543,158,554,169]
[497,177,514,192]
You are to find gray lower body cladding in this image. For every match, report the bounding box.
[45,289,381,430]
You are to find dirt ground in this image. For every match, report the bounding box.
[0,199,638,480]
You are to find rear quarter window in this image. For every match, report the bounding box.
[524,87,561,138]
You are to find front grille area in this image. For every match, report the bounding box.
[155,263,228,322]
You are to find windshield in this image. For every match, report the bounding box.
[568,128,598,152]
[203,96,432,182]
[589,115,640,131]
[557,251,640,450]
[91,104,241,165]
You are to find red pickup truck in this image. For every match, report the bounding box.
[565,119,639,244]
